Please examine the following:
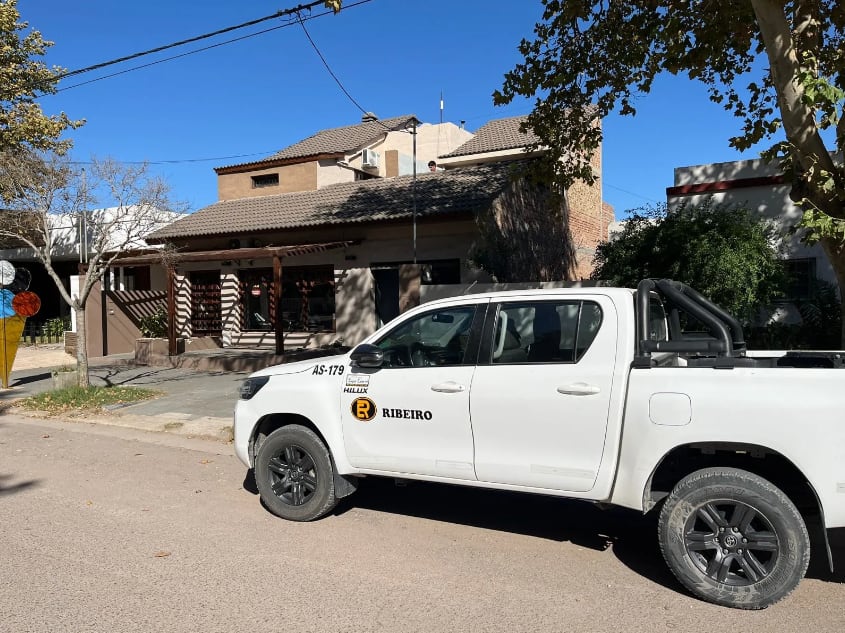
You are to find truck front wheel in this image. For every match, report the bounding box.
[658,467,810,609]
[255,425,338,521]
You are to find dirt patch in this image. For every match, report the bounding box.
[14,344,76,372]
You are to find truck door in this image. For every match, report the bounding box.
[341,302,486,480]
[469,296,617,492]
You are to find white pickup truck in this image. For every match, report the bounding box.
[233,279,845,609]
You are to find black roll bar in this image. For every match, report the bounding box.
[635,279,741,362]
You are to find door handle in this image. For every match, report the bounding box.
[557,383,600,396]
[431,381,466,393]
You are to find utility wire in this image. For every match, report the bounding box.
[296,12,371,121]
[48,0,373,93]
[70,152,276,166]
[296,11,409,134]
[56,1,326,81]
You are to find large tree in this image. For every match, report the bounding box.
[0,0,82,163]
[494,0,845,343]
[0,154,179,386]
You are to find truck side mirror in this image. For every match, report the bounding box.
[350,343,384,368]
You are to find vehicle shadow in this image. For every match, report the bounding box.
[334,477,679,591]
[243,471,845,589]
[807,526,845,583]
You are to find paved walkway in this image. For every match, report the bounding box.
[2,345,250,442]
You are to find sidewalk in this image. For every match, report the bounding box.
[1,345,250,442]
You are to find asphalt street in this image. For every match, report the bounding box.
[2,417,844,633]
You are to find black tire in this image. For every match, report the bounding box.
[658,467,810,609]
[254,425,337,522]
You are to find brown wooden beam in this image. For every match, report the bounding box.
[273,253,283,355]
[114,240,359,266]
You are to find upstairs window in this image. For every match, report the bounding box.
[251,173,279,189]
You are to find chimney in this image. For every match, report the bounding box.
[361,112,378,123]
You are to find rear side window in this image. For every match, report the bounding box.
[488,300,603,365]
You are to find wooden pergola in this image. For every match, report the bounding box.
[114,241,357,355]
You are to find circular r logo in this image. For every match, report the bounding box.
[351,397,377,421]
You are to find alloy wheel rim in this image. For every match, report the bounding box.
[267,444,318,506]
[683,499,780,586]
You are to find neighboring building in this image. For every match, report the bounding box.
[0,206,177,338]
[118,113,612,353]
[666,158,835,299]
[214,113,472,201]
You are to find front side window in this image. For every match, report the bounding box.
[488,300,603,364]
[375,305,477,368]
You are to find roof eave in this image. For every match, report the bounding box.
[145,210,478,244]
[214,152,346,174]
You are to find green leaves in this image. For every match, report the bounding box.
[496,1,843,204]
[0,0,83,158]
[592,201,786,322]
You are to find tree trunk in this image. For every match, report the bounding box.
[818,235,845,348]
[74,304,90,388]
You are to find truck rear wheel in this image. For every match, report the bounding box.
[255,425,337,521]
[658,467,809,609]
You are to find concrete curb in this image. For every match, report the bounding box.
[10,407,234,443]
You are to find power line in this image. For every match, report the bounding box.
[603,182,662,204]
[296,11,408,134]
[47,1,373,93]
[69,151,277,166]
[296,12,371,121]
[57,1,325,80]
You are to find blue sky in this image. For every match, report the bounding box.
[24,0,775,217]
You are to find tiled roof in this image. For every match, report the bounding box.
[442,115,538,158]
[215,115,417,170]
[148,162,523,242]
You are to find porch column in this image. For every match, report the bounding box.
[167,265,177,356]
[273,253,284,355]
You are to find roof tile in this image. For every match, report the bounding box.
[442,115,538,158]
[149,162,523,241]
[215,115,418,170]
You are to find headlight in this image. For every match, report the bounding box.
[239,376,269,400]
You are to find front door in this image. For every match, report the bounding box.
[470,296,617,492]
[341,302,485,480]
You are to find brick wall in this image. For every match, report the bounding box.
[566,141,612,280]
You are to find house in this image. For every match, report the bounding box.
[110,112,612,354]
[213,113,472,199]
[666,158,836,299]
[0,206,177,341]
[439,115,613,280]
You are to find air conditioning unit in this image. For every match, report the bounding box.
[362,148,380,169]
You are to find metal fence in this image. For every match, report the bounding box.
[19,317,70,345]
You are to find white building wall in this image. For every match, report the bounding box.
[667,158,835,286]
[316,158,358,189]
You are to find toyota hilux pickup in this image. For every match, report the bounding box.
[233,279,845,609]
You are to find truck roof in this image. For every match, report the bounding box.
[420,285,636,308]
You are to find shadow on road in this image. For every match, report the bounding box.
[242,471,845,591]
[0,473,39,497]
[92,365,242,390]
[9,372,52,388]
[331,477,680,591]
